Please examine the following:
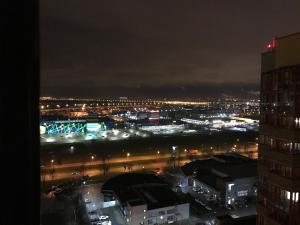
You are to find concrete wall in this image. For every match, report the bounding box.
[146,203,189,225]
[176,203,190,220]
[127,204,147,225]
[276,33,300,68]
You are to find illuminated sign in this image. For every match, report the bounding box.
[86,123,100,132]
[237,190,248,197]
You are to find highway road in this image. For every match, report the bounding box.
[41,146,258,182]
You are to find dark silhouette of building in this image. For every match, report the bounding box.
[258,32,300,225]
[2,0,39,225]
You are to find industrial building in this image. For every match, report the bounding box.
[180,153,257,207]
[101,173,189,225]
[258,32,300,225]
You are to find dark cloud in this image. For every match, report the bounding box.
[40,0,300,98]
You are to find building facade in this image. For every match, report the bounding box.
[258,33,300,225]
[101,173,190,225]
[124,202,189,225]
[181,153,257,207]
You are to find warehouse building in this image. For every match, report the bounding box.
[181,153,257,207]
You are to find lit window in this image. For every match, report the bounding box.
[228,183,234,191]
[286,191,291,200]
[292,192,299,202]
[295,118,300,128]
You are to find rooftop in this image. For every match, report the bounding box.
[181,153,257,189]
[102,173,167,190]
[102,173,187,210]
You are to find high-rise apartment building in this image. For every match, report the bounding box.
[258,32,300,225]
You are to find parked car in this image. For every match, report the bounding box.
[84,198,91,203]
[226,205,233,210]
[99,215,109,220]
[205,205,212,211]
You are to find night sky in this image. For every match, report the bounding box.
[40,0,300,99]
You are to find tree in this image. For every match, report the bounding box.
[50,167,55,181]
[100,154,110,176]
[176,148,181,167]
[79,164,85,176]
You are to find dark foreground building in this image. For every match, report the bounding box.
[258,33,300,225]
[216,215,257,225]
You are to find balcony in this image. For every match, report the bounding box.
[258,162,300,191]
[260,124,300,141]
[257,203,288,225]
[259,144,300,166]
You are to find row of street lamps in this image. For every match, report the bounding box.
[44,137,259,181]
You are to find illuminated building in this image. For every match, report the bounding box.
[181,153,257,207]
[258,33,300,225]
[139,124,185,134]
[149,110,160,121]
[102,173,189,225]
[40,120,87,134]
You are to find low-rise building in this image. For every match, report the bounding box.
[181,153,257,207]
[102,173,189,225]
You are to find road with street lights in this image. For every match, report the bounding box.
[41,145,258,182]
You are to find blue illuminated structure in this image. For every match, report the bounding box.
[41,120,87,134]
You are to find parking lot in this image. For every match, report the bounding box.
[183,185,256,219]
[79,183,126,225]
[41,174,256,225]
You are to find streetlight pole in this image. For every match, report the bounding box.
[126,152,130,171]
[50,159,55,182]
[171,146,177,168]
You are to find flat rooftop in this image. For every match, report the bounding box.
[102,173,187,210]
[181,153,257,189]
[102,173,167,190]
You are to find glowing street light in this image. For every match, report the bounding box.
[50,159,55,181]
[91,155,95,160]
[127,152,130,157]
[157,150,160,155]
